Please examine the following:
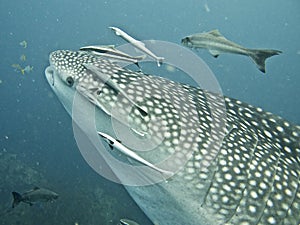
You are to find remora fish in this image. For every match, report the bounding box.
[98,131,174,177]
[181,30,282,73]
[45,50,300,225]
[81,63,147,117]
[109,26,164,66]
[12,187,58,208]
[119,218,140,225]
[80,45,145,67]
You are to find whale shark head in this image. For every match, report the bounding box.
[45,49,300,225]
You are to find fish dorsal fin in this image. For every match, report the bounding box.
[98,45,115,49]
[208,29,223,37]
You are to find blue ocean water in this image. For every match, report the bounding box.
[0,0,299,224]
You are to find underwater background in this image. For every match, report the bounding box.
[0,0,299,224]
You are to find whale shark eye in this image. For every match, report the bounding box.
[66,76,74,86]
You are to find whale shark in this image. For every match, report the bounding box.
[45,49,300,225]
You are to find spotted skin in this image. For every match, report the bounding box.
[47,50,300,225]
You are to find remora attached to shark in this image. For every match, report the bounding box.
[181,30,282,73]
[45,47,300,225]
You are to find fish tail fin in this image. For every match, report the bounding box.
[12,192,22,208]
[156,57,164,67]
[248,49,282,73]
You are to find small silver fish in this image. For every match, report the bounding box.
[109,26,164,66]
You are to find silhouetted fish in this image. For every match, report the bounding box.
[12,187,58,208]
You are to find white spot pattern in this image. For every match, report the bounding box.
[50,50,300,225]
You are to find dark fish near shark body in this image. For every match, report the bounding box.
[181,30,282,73]
[45,50,300,225]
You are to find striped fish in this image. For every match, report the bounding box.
[45,50,300,225]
